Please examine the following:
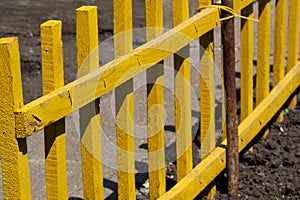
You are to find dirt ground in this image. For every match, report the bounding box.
[212,103,300,200]
[0,0,299,199]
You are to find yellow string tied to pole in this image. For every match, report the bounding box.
[196,4,259,22]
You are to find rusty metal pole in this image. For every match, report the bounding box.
[221,0,239,199]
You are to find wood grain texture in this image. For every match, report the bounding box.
[15,8,220,138]
[145,0,166,199]
[273,0,287,121]
[76,6,103,200]
[113,0,136,199]
[199,0,216,198]
[172,0,193,182]
[240,4,254,121]
[256,0,271,137]
[158,147,226,200]
[41,20,68,200]
[233,0,254,12]
[0,37,31,199]
[287,0,300,108]
[159,61,300,200]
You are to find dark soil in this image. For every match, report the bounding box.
[212,104,300,200]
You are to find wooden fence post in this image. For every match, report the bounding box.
[76,6,103,199]
[240,3,254,122]
[145,0,166,199]
[172,0,193,182]
[199,0,216,198]
[273,0,287,121]
[287,0,300,108]
[41,20,68,199]
[257,0,271,137]
[113,0,136,199]
[0,37,31,199]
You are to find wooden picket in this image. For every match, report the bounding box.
[0,37,31,200]
[172,0,193,182]
[113,0,136,199]
[41,20,68,199]
[0,0,299,199]
[76,6,103,199]
[145,1,166,199]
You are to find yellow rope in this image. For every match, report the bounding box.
[196,4,259,22]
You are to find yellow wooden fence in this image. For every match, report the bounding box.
[0,0,299,199]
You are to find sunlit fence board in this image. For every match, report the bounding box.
[41,20,68,200]
[199,0,216,198]
[287,0,300,108]
[159,61,300,200]
[113,0,136,199]
[172,0,193,182]
[256,0,271,137]
[0,37,31,200]
[145,0,166,199]
[76,6,103,199]
[15,7,220,138]
[273,0,287,121]
[240,3,254,121]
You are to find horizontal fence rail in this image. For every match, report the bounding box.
[0,0,299,199]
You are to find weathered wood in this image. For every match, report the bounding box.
[228,61,300,152]
[145,0,166,199]
[41,20,68,200]
[240,3,254,121]
[273,0,287,121]
[159,61,300,200]
[158,147,226,200]
[199,0,216,198]
[76,6,103,199]
[15,8,220,138]
[113,0,136,199]
[233,0,254,11]
[287,0,300,108]
[256,0,271,137]
[172,0,193,182]
[0,37,31,199]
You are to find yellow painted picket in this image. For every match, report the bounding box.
[76,6,104,199]
[199,0,216,198]
[287,0,300,108]
[0,37,31,200]
[0,0,299,200]
[172,0,193,182]
[240,3,254,122]
[273,0,287,122]
[113,0,136,199]
[145,0,166,199]
[41,20,68,200]
[256,0,271,137]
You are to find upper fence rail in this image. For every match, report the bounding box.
[14,0,255,138]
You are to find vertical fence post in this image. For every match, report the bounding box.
[172,0,193,182]
[41,20,68,200]
[287,0,300,108]
[113,0,136,199]
[273,0,287,121]
[240,3,254,122]
[257,0,271,137]
[240,3,254,152]
[145,0,166,199]
[0,37,31,199]
[199,0,216,198]
[76,6,103,199]
[221,0,239,199]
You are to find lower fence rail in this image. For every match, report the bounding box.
[159,61,300,199]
